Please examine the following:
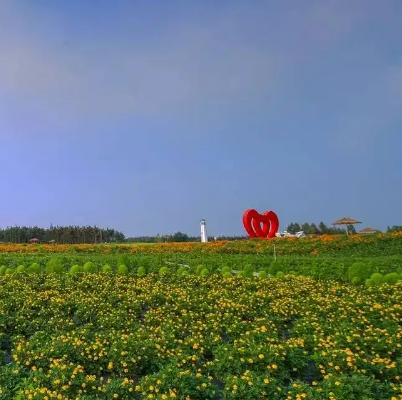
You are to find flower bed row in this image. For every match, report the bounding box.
[0,232,402,257]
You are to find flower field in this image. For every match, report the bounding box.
[0,273,401,400]
[0,232,402,257]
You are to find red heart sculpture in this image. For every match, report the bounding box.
[243,209,279,239]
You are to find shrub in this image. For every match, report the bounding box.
[200,268,209,277]
[83,262,96,273]
[370,273,384,286]
[0,265,8,276]
[181,270,190,276]
[269,260,284,276]
[5,268,13,275]
[258,270,267,279]
[102,264,113,274]
[348,262,370,282]
[45,258,65,274]
[351,277,361,286]
[384,272,399,285]
[196,265,205,275]
[243,264,255,279]
[28,263,41,274]
[222,271,232,278]
[177,267,187,276]
[159,267,170,275]
[221,266,231,274]
[276,271,285,278]
[70,265,83,275]
[16,265,26,273]
[137,266,146,276]
[117,264,128,275]
[365,279,375,287]
[237,271,245,277]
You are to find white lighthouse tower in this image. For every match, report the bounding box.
[200,219,208,242]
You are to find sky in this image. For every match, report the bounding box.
[0,0,401,237]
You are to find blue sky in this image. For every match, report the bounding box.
[0,0,401,236]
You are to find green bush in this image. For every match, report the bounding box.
[384,272,399,285]
[117,264,128,275]
[269,260,284,276]
[222,271,232,278]
[83,262,96,273]
[351,277,361,286]
[237,271,245,277]
[137,266,146,276]
[365,279,375,287]
[45,258,65,274]
[0,265,8,276]
[181,270,190,276]
[102,264,113,274]
[159,267,170,275]
[348,262,370,282]
[5,268,13,275]
[70,265,83,275]
[16,265,26,273]
[243,264,255,279]
[370,273,384,286]
[196,265,206,275]
[28,263,41,274]
[200,268,209,277]
[276,271,285,278]
[258,270,267,279]
[221,266,231,274]
[177,267,187,276]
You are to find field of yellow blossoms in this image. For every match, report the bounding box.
[0,273,401,400]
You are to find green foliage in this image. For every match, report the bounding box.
[276,271,285,278]
[222,271,232,278]
[351,276,361,286]
[258,270,267,279]
[5,268,13,275]
[45,258,65,274]
[221,266,231,274]
[348,262,370,282]
[243,263,255,278]
[137,266,146,276]
[16,265,26,273]
[384,272,399,285]
[196,265,206,275]
[176,266,187,276]
[370,273,384,286]
[101,264,113,274]
[200,268,209,277]
[70,265,83,275]
[269,260,284,276]
[365,278,375,287]
[159,266,170,275]
[83,262,96,273]
[0,265,7,276]
[117,264,128,275]
[28,262,42,274]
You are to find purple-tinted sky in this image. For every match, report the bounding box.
[0,0,401,236]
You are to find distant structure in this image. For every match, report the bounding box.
[200,219,208,243]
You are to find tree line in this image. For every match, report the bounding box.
[0,225,125,244]
[0,223,400,244]
[285,222,353,235]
